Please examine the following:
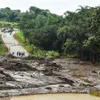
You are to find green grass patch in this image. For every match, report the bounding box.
[14,30,31,54]
[0,21,19,29]
[14,31,26,44]
[46,51,60,59]
[90,90,100,97]
[0,35,8,55]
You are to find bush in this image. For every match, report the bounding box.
[0,40,2,44]
[0,35,8,55]
[0,21,18,28]
[46,51,60,59]
[90,90,100,97]
[32,50,46,58]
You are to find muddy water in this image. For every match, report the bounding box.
[1,94,98,100]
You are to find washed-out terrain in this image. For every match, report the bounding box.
[0,54,100,97]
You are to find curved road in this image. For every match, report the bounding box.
[2,31,28,57]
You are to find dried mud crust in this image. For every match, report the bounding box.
[0,56,100,97]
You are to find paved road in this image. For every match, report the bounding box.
[2,31,28,57]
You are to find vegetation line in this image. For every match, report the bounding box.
[0,34,8,55]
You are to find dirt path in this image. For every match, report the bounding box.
[0,94,100,100]
[2,31,28,57]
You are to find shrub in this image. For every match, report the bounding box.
[90,90,100,97]
[32,49,46,58]
[46,51,60,59]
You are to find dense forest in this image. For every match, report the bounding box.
[0,7,20,22]
[0,6,100,62]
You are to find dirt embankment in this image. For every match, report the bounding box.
[0,55,100,97]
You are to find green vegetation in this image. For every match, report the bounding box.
[14,31,31,53]
[0,21,18,28]
[90,90,100,97]
[14,31,46,58]
[0,35,8,55]
[14,30,60,59]
[46,51,60,59]
[0,7,20,28]
[0,7,20,22]
[0,6,100,61]
[19,6,100,62]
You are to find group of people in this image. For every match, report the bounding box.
[17,52,25,57]
[12,51,25,57]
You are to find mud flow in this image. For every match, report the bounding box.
[0,55,100,97]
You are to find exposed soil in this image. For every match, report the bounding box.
[0,55,100,97]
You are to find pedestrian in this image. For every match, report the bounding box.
[17,52,19,56]
[23,52,25,56]
[21,52,23,57]
[19,52,21,56]
[12,52,14,55]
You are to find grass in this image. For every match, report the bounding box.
[14,31,31,54]
[14,31,26,44]
[0,35,8,55]
[0,21,19,28]
[90,90,100,97]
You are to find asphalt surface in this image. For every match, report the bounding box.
[2,31,28,57]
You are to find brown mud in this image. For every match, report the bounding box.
[0,55,99,97]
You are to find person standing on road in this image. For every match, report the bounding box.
[12,52,14,55]
[18,52,20,56]
[23,52,25,56]
[17,52,19,56]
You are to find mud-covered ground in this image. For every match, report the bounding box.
[0,55,100,97]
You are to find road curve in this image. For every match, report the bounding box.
[1,31,28,57]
